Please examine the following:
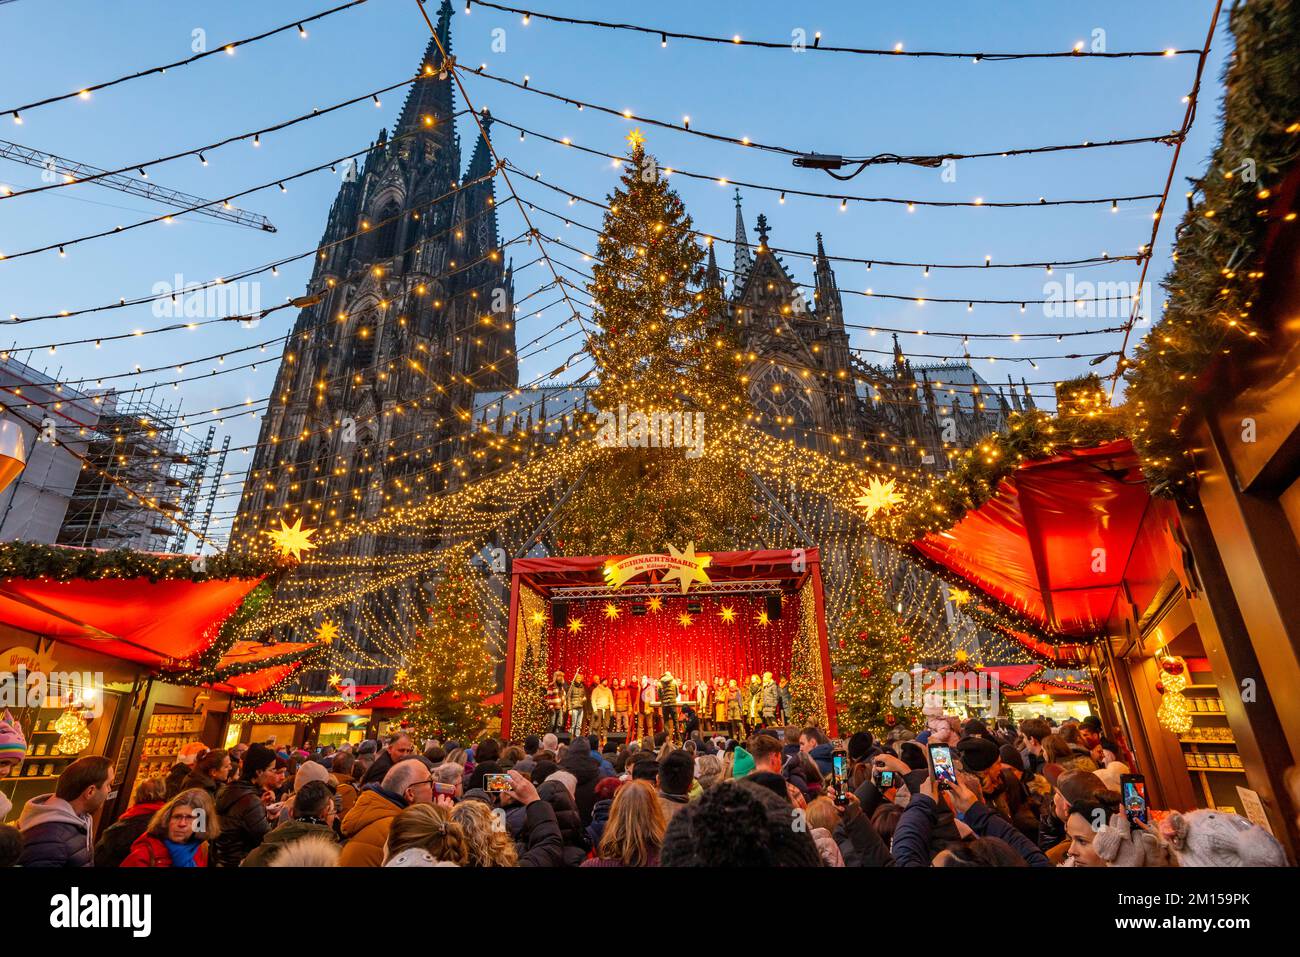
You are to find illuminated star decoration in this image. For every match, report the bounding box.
[314,619,340,645]
[719,605,736,624]
[854,476,905,520]
[647,596,663,613]
[395,667,409,683]
[949,587,972,607]
[567,616,584,634]
[954,649,970,663]
[328,672,342,687]
[756,609,770,627]
[678,612,693,627]
[267,516,317,561]
[626,127,646,149]
[604,602,620,621]
[531,611,547,626]
[661,541,712,594]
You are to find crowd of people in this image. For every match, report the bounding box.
[1,703,1293,868]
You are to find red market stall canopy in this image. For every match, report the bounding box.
[913,439,1185,640]
[924,663,1093,699]
[204,640,323,697]
[0,574,266,670]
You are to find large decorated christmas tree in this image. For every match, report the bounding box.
[396,556,495,742]
[832,573,923,735]
[559,136,757,555]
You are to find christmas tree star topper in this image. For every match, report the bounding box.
[626,127,646,149]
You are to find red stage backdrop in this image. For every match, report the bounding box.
[546,592,799,687]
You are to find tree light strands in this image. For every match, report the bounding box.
[463,65,1186,168]
[462,1,1198,60]
[483,114,1162,210]
[0,0,373,119]
[0,82,456,202]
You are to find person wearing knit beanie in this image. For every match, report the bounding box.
[0,709,27,820]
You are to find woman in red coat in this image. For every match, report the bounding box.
[121,788,218,867]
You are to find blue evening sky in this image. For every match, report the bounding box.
[0,0,1228,540]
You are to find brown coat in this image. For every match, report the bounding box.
[337,787,403,867]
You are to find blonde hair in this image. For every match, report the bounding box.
[270,835,340,867]
[132,774,168,806]
[449,800,518,867]
[147,787,220,841]
[596,780,665,866]
[695,754,723,791]
[385,803,468,866]
[805,796,839,833]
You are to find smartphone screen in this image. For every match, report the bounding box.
[1121,775,1148,825]
[929,745,957,788]
[832,753,846,784]
[878,770,896,788]
[484,773,513,793]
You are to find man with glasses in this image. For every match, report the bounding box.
[360,731,416,785]
[338,758,433,866]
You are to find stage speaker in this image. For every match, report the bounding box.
[765,594,782,621]
[552,602,569,629]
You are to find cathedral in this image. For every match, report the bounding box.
[232,1,516,550]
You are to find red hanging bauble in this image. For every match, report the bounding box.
[1159,657,1184,676]
[1154,681,1166,695]
[859,667,871,677]
[884,713,897,726]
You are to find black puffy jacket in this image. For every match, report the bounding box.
[212,779,273,867]
[17,795,94,868]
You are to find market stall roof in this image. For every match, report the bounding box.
[924,663,1093,697]
[232,699,344,720]
[0,574,266,670]
[204,640,322,697]
[913,439,1179,639]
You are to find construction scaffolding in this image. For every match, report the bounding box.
[57,391,209,553]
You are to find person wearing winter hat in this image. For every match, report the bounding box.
[1161,808,1288,867]
[0,709,29,821]
[211,742,278,867]
[17,754,113,867]
[731,745,756,778]
[1044,768,1119,865]
[165,740,209,799]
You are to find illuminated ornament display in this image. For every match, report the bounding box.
[602,541,712,593]
[267,517,317,561]
[955,648,970,663]
[567,616,584,634]
[756,609,770,627]
[327,672,343,688]
[314,619,340,645]
[53,707,90,755]
[719,605,736,623]
[625,127,646,149]
[531,611,547,626]
[647,596,663,614]
[678,611,693,627]
[949,587,972,606]
[855,476,905,519]
[604,602,620,620]
[0,419,28,494]
[1156,655,1192,734]
[660,542,712,593]
[394,668,408,683]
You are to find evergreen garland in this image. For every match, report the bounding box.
[0,541,284,583]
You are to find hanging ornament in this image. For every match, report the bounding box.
[1156,656,1192,734]
[1159,657,1185,676]
[53,707,90,755]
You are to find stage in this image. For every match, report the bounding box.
[501,547,837,737]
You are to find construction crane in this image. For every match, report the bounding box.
[0,139,276,232]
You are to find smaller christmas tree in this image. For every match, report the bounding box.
[833,574,923,735]
[397,557,495,742]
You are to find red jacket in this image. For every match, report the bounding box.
[120,833,210,868]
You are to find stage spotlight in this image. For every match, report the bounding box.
[630,603,647,616]
[765,594,782,621]
[687,600,702,614]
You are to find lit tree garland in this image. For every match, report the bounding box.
[833,573,923,735]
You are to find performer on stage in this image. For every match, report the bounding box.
[567,668,587,738]
[777,676,793,725]
[590,676,614,744]
[639,674,656,738]
[546,670,567,736]
[724,678,743,740]
[758,671,781,728]
[744,673,762,735]
[658,670,681,739]
[712,676,727,733]
[693,677,710,729]
[613,677,632,734]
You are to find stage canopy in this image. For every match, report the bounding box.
[912,439,1184,640]
[0,574,266,670]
